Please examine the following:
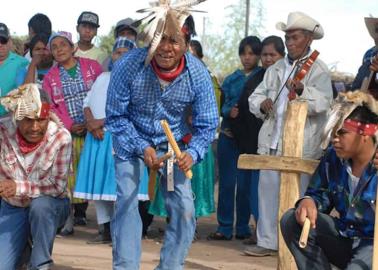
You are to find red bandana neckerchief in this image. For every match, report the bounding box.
[16,129,44,155]
[343,119,378,136]
[151,56,185,82]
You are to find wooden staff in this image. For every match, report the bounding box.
[372,182,378,270]
[299,217,311,249]
[148,152,172,201]
[160,120,193,179]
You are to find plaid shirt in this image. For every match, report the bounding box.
[0,117,72,207]
[60,64,87,124]
[105,48,219,163]
[305,147,377,238]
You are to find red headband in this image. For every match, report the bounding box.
[343,119,378,136]
[39,103,50,119]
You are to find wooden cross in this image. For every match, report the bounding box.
[238,100,319,270]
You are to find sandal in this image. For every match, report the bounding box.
[207,232,232,241]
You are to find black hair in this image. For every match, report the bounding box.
[238,36,262,56]
[183,15,196,44]
[28,13,52,37]
[29,33,49,57]
[347,106,378,124]
[262,35,285,57]
[189,40,203,59]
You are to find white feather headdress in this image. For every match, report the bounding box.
[0,84,64,127]
[321,90,378,149]
[135,0,206,65]
[1,84,42,121]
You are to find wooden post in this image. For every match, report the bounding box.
[373,184,378,270]
[237,100,312,270]
[277,100,308,270]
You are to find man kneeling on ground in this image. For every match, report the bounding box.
[281,91,378,270]
[0,84,72,270]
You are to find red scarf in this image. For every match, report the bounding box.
[151,56,185,82]
[16,129,44,155]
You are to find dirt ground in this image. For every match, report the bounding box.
[52,203,276,270]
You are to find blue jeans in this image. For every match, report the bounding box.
[0,196,70,270]
[216,133,251,238]
[112,156,196,270]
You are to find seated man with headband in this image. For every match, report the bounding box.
[281,90,378,270]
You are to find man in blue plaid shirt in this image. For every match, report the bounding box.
[280,101,378,270]
[105,8,218,270]
[352,17,378,91]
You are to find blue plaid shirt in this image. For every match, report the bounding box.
[362,46,377,64]
[105,48,219,163]
[305,147,377,238]
[60,64,87,124]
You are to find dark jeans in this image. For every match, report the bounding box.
[74,202,88,218]
[216,133,251,238]
[138,201,153,236]
[280,209,372,270]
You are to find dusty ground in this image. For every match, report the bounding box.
[52,204,276,270]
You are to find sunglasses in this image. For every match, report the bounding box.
[0,37,8,45]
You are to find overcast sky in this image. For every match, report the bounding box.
[1,0,377,74]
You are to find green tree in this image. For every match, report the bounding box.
[202,0,265,79]
[99,26,116,55]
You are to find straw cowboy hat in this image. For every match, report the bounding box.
[276,11,324,40]
[365,17,378,40]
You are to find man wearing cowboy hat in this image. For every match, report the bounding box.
[352,17,378,92]
[105,1,218,269]
[0,84,71,269]
[246,11,333,256]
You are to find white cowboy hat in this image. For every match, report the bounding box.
[365,17,378,40]
[276,11,324,40]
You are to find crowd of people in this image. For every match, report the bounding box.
[0,1,378,269]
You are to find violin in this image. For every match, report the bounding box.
[288,50,320,100]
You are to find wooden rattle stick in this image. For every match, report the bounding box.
[299,217,311,249]
[372,183,378,270]
[148,170,157,201]
[160,120,193,179]
[148,152,173,201]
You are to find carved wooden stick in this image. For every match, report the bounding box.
[148,170,157,201]
[160,120,193,179]
[299,217,311,248]
[372,183,378,270]
[148,152,172,201]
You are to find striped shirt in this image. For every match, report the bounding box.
[105,48,219,163]
[0,117,72,207]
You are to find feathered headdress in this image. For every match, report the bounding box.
[1,84,43,121]
[0,83,58,124]
[135,0,206,65]
[321,90,378,149]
